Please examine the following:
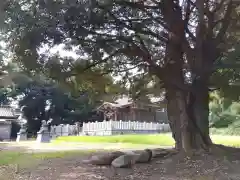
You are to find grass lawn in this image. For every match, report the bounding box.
[54,133,240,147]
[0,150,93,167]
[2,134,238,167]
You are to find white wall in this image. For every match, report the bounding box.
[0,121,12,140]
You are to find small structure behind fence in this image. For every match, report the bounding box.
[82,120,170,136]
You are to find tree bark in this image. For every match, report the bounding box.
[166,81,212,152]
[166,87,182,150]
[159,0,212,152]
[187,78,212,148]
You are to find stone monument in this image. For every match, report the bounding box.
[16,106,28,142]
[36,120,51,143]
[16,122,27,142]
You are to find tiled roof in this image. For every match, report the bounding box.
[0,107,15,117]
[114,97,133,106]
[97,95,167,111]
[13,108,22,116]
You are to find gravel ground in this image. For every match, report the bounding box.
[1,142,240,180]
[6,151,240,180]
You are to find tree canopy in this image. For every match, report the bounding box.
[1,0,240,151]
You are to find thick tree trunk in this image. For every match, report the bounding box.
[166,87,193,152]
[166,84,212,152]
[160,1,212,152]
[166,87,182,150]
[189,78,212,147]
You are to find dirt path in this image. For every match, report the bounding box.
[12,152,240,180]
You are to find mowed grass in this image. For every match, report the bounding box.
[2,134,239,166]
[55,133,240,147]
[55,133,174,146]
[0,150,93,166]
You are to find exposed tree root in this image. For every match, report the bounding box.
[82,148,179,168]
[82,145,240,169]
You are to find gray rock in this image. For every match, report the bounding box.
[136,149,153,163]
[111,154,140,168]
[151,148,178,158]
[83,151,125,165]
[123,150,136,155]
[151,148,166,158]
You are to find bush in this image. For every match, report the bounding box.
[209,98,240,129]
[211,127,240,136]
[211,113,239,128]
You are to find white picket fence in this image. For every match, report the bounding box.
[82,120,170,136]
[50,124,78,137]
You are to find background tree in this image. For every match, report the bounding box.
[8,71,122,134]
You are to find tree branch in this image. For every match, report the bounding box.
[115,0,160,10]
[211,0,225,13]
[69,48,126,77]
[195,0,205,47]
[100,64,140,76]
[97,4,168,43]
[215,0,233,44]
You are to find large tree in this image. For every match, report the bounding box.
[2,0,240,152]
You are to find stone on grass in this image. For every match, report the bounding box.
[83,151,125,165]
[111,154,140,168]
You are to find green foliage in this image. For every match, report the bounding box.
[1,1,238,86]
[211,44,240,99]
[1,0,238,99]
[209,43,240,133]
[0,63,124,134]
[209,91,240,132]
[3,73,98,134]
[210,127,240,136]
[0,88,11,105]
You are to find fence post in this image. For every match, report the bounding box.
[109,119,113,135]
[119,120,122,134]
[150,122,153,133]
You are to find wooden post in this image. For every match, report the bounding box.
[132,108,135,121]
[153,108,156,122]
[114,109,117,121]
[103,113,106,121]
[130,106,136,121]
